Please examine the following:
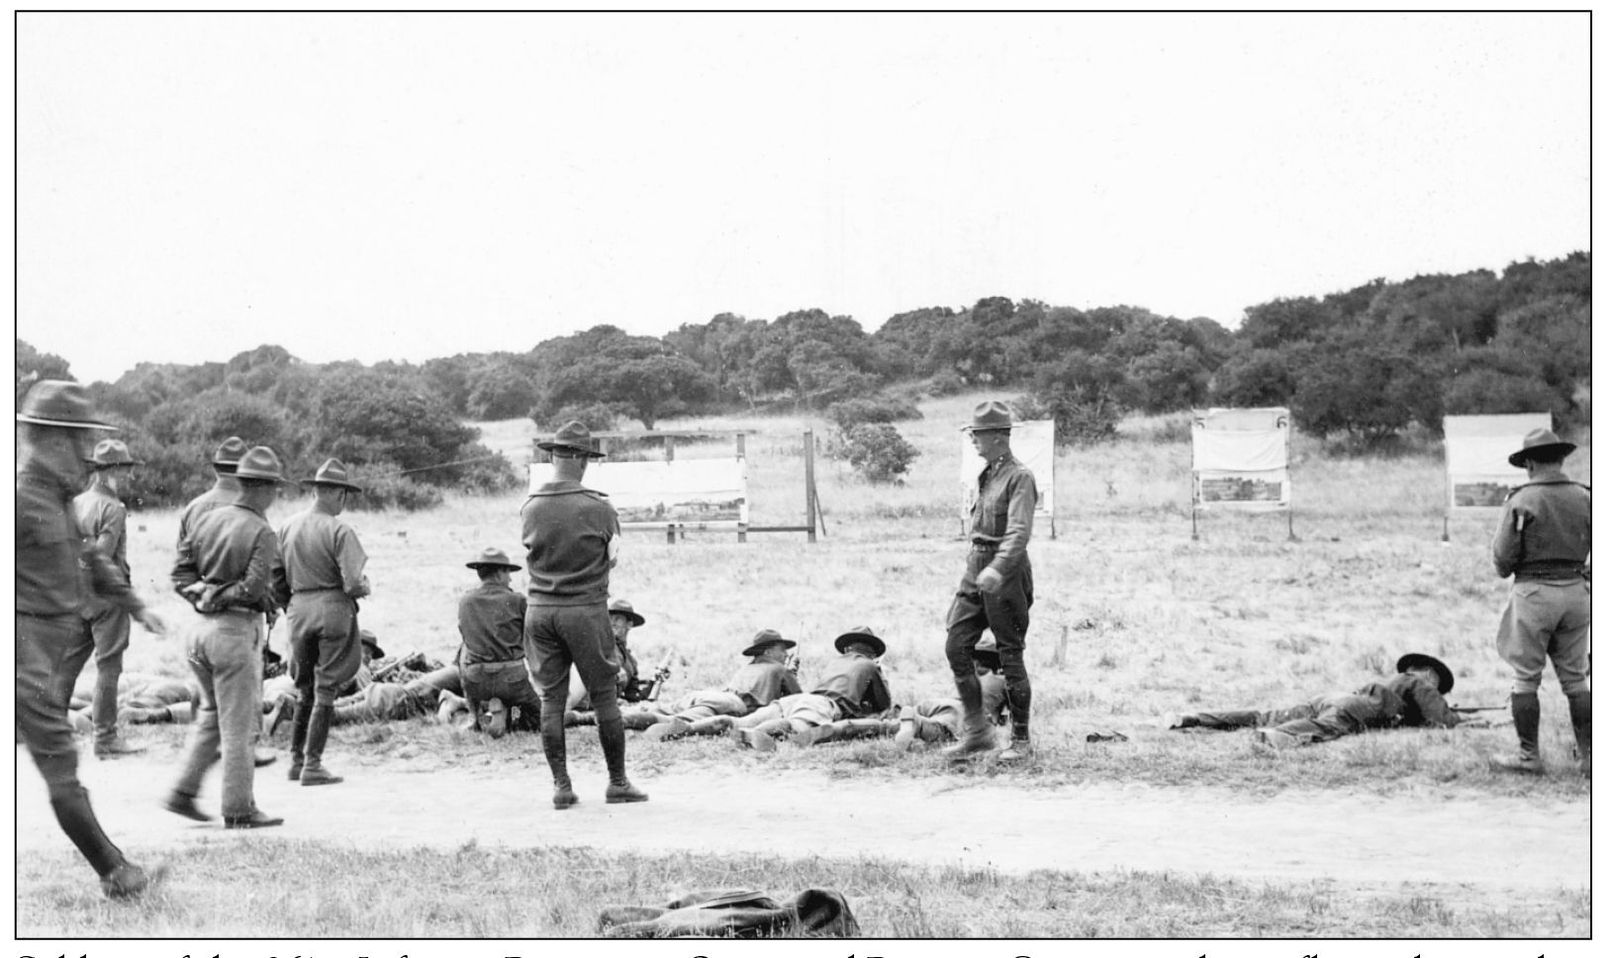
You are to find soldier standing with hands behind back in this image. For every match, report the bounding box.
[278,458,370,786]
[15,381,166,898]
[1489,428,1592,777]
[523,421,648,809]
[945,400,1038,763]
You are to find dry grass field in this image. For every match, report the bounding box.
[15,392,1593,941]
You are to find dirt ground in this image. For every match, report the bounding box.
[15,747,1590,913]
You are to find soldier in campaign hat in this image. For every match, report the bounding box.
[630,629,804,741]
[458,547,543,738]
[1490,428,1591,777]
[15,381,166,897]
[945,400,1039,763]
[522,421,649,809]
[165,447,290,829]
[729,627,892,751]
[277,458,370,787]
[1169,652,1482,747]
[58,439,149,758]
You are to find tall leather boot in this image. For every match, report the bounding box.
[1000,681,1034,762]
[1567,689,1591,779]
[541,711,575,809]
[1492,691,1544,773]
[50,784,148,899]
[299,705,344,786]
[287,699,312,781]
[943,673,995,760]
[600,716,648,804]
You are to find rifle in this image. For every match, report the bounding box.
[372,649,421,683]
[1451,705,1508,714]
[638,649,676,702]
[785,649,801,675]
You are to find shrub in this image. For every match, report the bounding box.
[1012,391,1120,446]
[826,396,923,433]
[1442,368,1563,419]
[538,402,623,433]
[345,462,445,512]
[841,423,920,483]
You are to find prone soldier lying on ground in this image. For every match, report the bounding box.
[624,629,803,740]
[726,627,892,752]
[1169,652,1488,746]
[812,643,1008,750]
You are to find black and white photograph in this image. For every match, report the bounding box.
[8,8,1594,956]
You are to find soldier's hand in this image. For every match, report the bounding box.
[976,567,1005,595]
[135,608,167,637]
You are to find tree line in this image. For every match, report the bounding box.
[16,251,1588,505]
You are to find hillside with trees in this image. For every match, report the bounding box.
[16,251,1588,505]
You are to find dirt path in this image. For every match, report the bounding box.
[16,748,1590,898]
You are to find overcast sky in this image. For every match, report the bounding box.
[13,11,1591,384]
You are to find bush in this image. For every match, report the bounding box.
[826,396,923,433]
[1442,368,1563,420]
[1012,391,1120,446]
[840,423,920,483]
[538,402,623,433]
[345,462,445,512]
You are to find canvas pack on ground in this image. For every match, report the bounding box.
[597,887,859,938]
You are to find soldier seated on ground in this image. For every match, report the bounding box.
[626,629,803,741]
[727,627,892,752]
[1170,652,1486,747]
[563,598,652,726]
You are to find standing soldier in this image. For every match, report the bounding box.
[458,546,542,737]
[278,458,369,786]
[15,380,166,897]
[58,439,146,758]
[1489,428,1592,777]
[945,400,1038,762]
[522,421,647,809]
[177,436,249,542]
[164,446,288,828]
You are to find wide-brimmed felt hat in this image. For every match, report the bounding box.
[608,597,646,627]
[1396,652,1454,695]
[962,399,1018,433]
[232,446,290,484]
[833,626,886,657]
[537,420,605,458]
[466,547,520,572]
[84,438,143,468]
[741,628,796,657]
[301,457,363,492]
[15,380,116,430]
[1507,428,1577,469]
[212,436,249,467]
[360,629,385,660]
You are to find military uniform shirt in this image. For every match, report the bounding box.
[811,653,891,719]
[969,452,1038,577]
[177,475,242,544]
[521,480,619,605]
[724,661,803,709]
[458,581,527,665]
[1492,474,1591,580]
[15,459,143,618]
[173,502,281,614]
[278,507,368,595]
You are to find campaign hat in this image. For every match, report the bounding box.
[1507,428,1577,469]
[962,399,1017,433]
[741,629,796,657]
[608,597,646,627]
[537,420,605,458]
[85,438,143,468]
[301,457,363,492]
[212,436,249,468]
[466,547,520,572]
[1395,652,1454,695]
[360,629,386,660]
[833,626,886,657]
[232,446,290,484]
[15,380,116,430]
